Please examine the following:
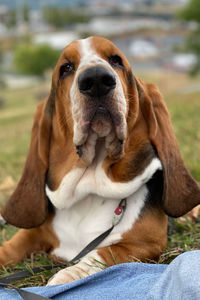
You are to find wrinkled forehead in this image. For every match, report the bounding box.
[60,36,128,68]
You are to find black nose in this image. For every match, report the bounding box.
[78,66,116,97]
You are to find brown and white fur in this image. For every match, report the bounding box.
[1,37,200,285]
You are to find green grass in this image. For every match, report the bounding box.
[0,248,62,287]
[0,72,200,287]
[160,217,200,264]
[168,92,200,181]
[0,87,36,182]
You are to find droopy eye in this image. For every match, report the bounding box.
[109,55,124,69]
[60,62,74,79]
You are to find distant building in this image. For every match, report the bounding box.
[129,40,159,58]
[33,32,79,50]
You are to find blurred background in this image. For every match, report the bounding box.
[0,0,200,205]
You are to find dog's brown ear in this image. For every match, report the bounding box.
[1,91,55,228]
[137,78,200,217]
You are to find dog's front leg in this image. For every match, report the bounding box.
[47,250,105,286]
[0,217,57,267]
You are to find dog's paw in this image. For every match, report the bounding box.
[47,265,90,286]
[47,267,77,286]
[47,253,104,286]
[47,252,105,286]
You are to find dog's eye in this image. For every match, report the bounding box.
[60,62,74,79]
[109,55,124,69]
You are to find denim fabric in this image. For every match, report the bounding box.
[0,251,199,300]
[145,250,200,300]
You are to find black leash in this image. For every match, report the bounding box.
[0,282,49,300]
[0,199,126,300]
[0,265,63,285]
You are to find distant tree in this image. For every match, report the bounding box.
[185,30,200,75]
[179,0,200,23]
[6,5,29,29]
[22,4,29,23]
[179,0,200,75]
[7,9,17,28]
[14,44,60,76]
[42,7,90,29]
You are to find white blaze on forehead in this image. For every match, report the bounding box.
[79,37,94,58]
[78,37,109,68]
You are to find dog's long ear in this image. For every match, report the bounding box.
[136,78,200,217]
[1,89,55,228]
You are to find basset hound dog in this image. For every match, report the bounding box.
[0,36,200,285]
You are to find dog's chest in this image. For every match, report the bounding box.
[51,186,148,261]
[48,156,161,262]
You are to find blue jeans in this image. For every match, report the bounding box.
[0,250,200,300]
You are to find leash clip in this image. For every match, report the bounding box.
[112,198,126,226]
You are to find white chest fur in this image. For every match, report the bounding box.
[51,186,148,261]
[46,155,162,261]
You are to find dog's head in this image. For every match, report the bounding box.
[48,36,135,163]
[2,36,200,228]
